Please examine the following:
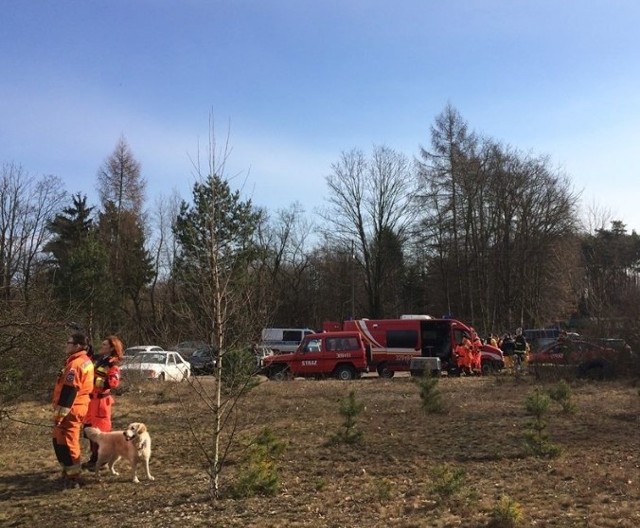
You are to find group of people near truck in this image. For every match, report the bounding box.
[495,328,530,372]
[453,327,530,375]
[453,330,483,375]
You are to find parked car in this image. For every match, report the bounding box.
[188,346,217,375]
[173,341,208,358]
[261,327,315,353]
[120,351,191,381]
[528,340,619,379]
[123,345,164,364]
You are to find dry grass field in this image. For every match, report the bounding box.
[0,372,638,528]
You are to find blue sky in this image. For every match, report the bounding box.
[2,1,639,233]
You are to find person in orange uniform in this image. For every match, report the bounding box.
[83,335,123,469]
[471,331,483,374]
[454,335,473,374]
[52,332,94,485]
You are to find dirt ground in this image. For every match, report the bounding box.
[0,372,638,528]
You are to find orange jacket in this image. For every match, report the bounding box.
[85,355,120,429]
[91,356,120,395]
[52,350,94,424]
[455,342,470,368]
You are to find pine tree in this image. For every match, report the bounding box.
[45,194,111,331]
[173,173,263,343]
[96,138,153,336]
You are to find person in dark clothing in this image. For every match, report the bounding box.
[513,328,528,373]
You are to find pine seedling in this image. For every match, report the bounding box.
[329,390,364,445]
[415,370,444,414]
[428,463,466,501]
[523,388,561,457]
[548,379,576,414]
[231,428,285,498]
[489,495,524,528]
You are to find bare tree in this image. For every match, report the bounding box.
[97,136,145,212]
[415,104,479,318]
[255,202,316,326]
[0,163,65,306]
[322,145,415,317]
[415,106,581,333]
[146,190,182,341]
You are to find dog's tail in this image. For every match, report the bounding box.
[84,426,101,441]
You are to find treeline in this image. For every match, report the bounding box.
[2,105,640,365]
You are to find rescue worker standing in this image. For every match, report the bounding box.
[52,332,94,486]
[83,335,123,470]
[513,328,528,373]
[500,333,515,372]
[454,334,473,375]
[471,330,483,374]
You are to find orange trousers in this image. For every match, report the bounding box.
[52,411,86,477]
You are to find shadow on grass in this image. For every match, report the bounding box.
[452,451,527,463]
[0,469,67,499]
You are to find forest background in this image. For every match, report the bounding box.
[1,105,639,398]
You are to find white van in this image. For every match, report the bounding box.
[261,327,315,353]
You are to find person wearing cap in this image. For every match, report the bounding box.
[52,332,94,486]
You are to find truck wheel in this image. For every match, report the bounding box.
[268,365,290,381]
[481,361,494,375]
[578,360,615,380]
[377,364,394,378]
[334,365,355,381]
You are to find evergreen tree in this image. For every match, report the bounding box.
[173,173,263,345]
[96,139,153,337]
[44,194,111,331]
[581,221,640,325]
[98,202,154,331]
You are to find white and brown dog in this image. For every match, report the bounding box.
[84,422,155,483]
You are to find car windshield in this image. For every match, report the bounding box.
[192,348,212,358]
[131,353,166,364]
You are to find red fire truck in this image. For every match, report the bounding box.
[323,316,504,377]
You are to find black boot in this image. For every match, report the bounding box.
[81,451,98,470]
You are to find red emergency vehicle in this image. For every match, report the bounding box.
[260,331,369,380]
[323,316,504,377]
